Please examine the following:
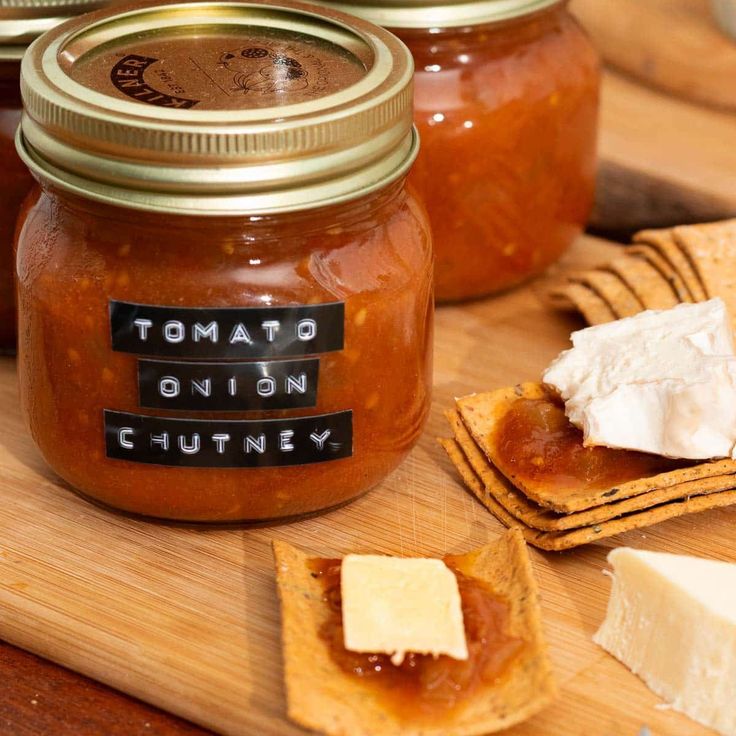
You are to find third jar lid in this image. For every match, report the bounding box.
[0,0,108,59]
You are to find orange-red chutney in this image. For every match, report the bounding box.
[494,396,688,494]
[309,557,524,722]
[0,61,34,350]
[395,4,600,301]
[15,180,433,521]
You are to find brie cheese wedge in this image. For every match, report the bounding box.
[544,299,736,459]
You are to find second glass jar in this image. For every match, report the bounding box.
[320,0,600,301]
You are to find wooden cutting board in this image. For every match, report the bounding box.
[0,235,726,736]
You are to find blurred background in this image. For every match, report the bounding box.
[572,0,736,238]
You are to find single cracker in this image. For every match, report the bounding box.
[568,270,644,318]
[272,534,557,736]
[603,256,679,310]
[628,244,693,303]
[672,219,736,318]
[548,282,615,325]
[456,383,736,514]
[440,439,736,552]
[445,409,736,532]
[633,227,706,301]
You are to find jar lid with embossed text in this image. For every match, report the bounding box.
[0,0,109,59]
[17,0,416,214]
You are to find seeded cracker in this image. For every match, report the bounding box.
[548,283,615,325]
[602,257,679,310]
[627,244,694,303]
[440,438,736,551]
[672,219,736,319]
[456,383,736,513]
[272,534,557,736]
[445,408,736,532]
[567,270,643,318]
[633,227,706,301]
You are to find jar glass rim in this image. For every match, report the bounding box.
[310,0,563,30]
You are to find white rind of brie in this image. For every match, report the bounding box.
[594,547,736,736]
[341,555,468,666]
[543,299,736,459]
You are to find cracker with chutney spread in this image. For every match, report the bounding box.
[445,408,736,532]
[440,438,736,551]
[272,532,557,736]
[456,383,736,514]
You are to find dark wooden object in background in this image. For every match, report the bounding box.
[572,0,736,235]
[592,70,736,236]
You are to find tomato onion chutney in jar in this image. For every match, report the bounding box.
[320,0,600,301]
[0,1,106,350]
[15,0,433,521]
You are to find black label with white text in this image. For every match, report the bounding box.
[138,358,319,411]
[110,301,345,359]
[105,410,352,467]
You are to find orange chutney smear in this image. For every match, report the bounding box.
[494,396,689,494]
[309,557,524,722]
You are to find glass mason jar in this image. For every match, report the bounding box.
[319,0,600,301]
[16,0,433,522]
[0,1,108,351]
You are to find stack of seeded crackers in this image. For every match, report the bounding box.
[440,384,736,551]
[550,219,736,324]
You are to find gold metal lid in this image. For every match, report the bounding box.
[17,0,416,215]
[313,0,562,30]
[0,1,108,59]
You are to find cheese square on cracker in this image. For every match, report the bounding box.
[341,555,468,665]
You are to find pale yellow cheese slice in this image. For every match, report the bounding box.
[341,555,468,666]
[594,547,736,736]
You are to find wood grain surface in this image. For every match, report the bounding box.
[0,235,728,736]
[572,0,736,112]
